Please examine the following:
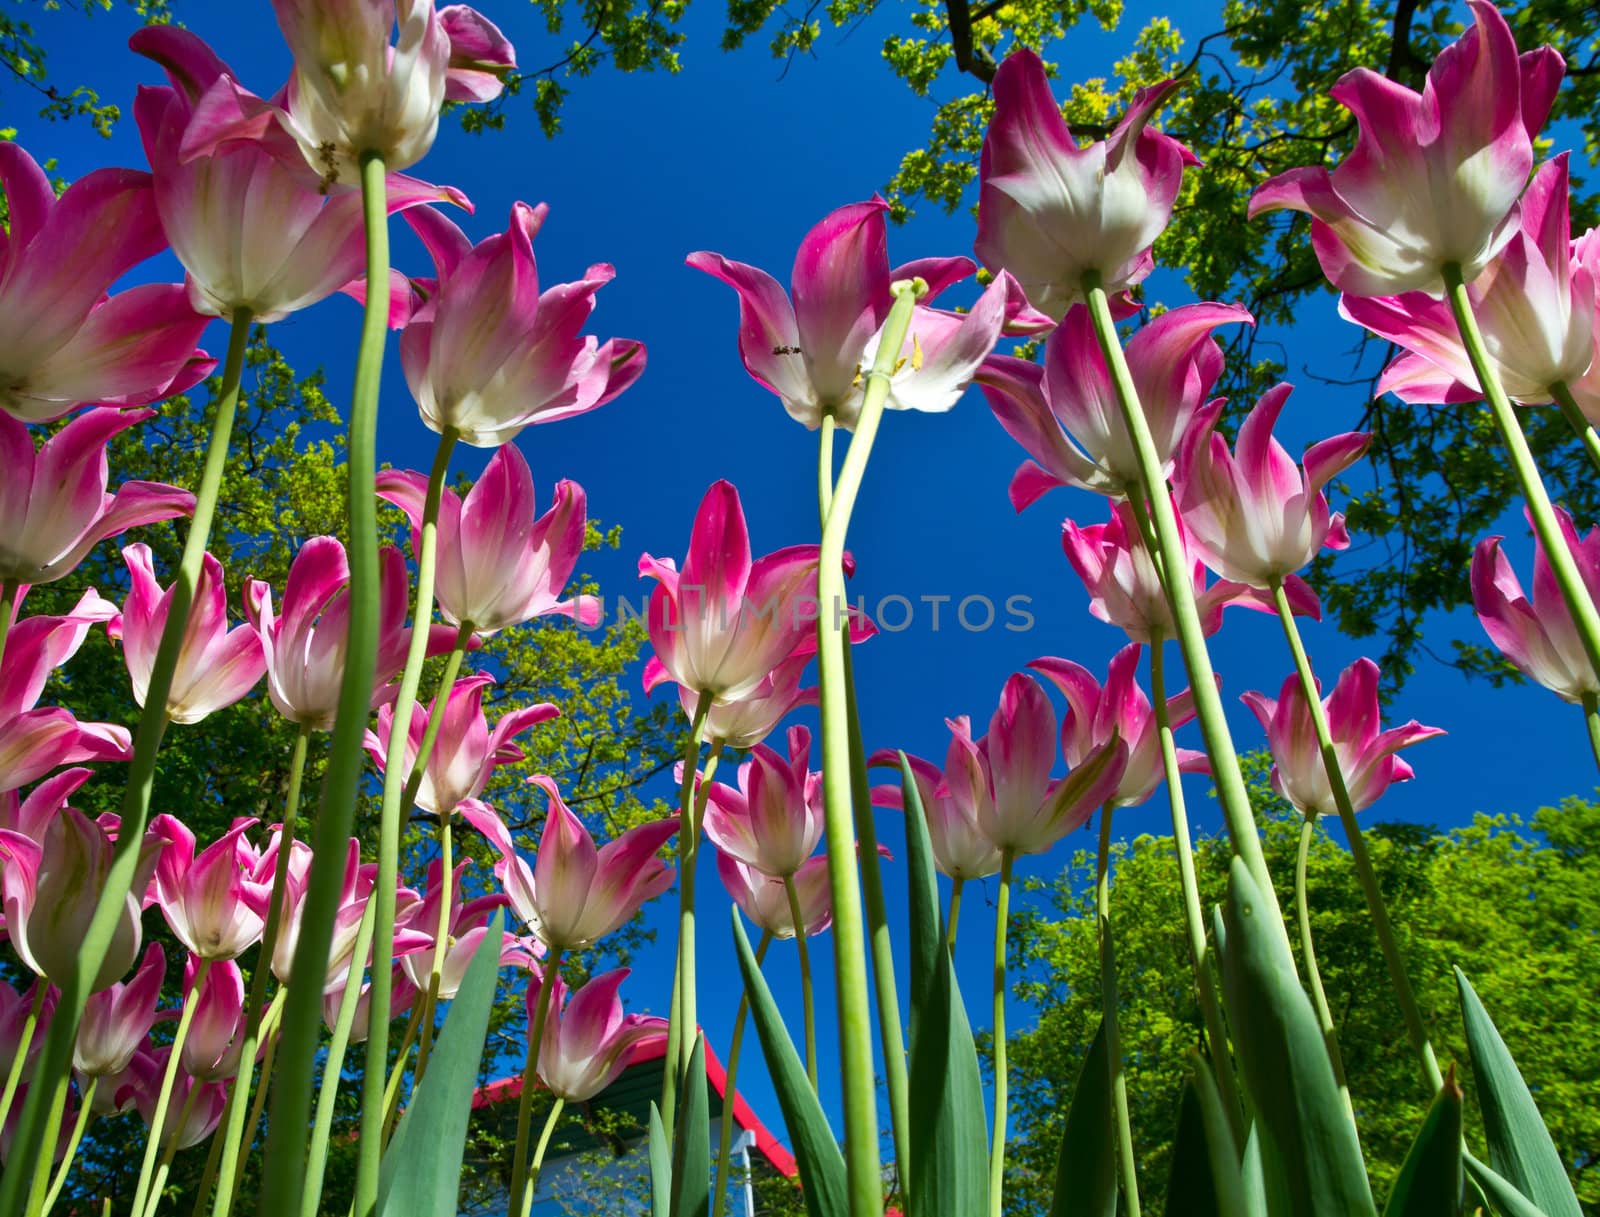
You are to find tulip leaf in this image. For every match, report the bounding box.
[1240,1123,1274,1217]
[1165,1055,1250,1217]
[377,912,503,1217]
[1220,858,1377,1217]
[648,1101,671,1217]
[732,909,849,1217]
[1464,1152,1555,1217]
[1047,1018,1116,1217]
[1382,1067,1463,1217]
[1455,968,1582,1217]
[901,754,989,1217]
[670,1035,710,1217]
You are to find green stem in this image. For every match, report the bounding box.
[141,1083,202,1217]
[1148,636,1241,1135]
[381,1000,426,1141]
[818,278,924,1216]
[263,152,389,1217]
[1444,266,1600,683]
[0,984,44,1130]
[217,1002,281,1217]
[0,308,253,1216]
[988,851,1014,1217]
[1269,579,1441,1094]
[946,878,964,952]
[522,1096,566,1217]
[1550,381,1600,475]
[711,932,772,1217]
[132,960,211,1217]
[1097,809,1141,1217]
[1081,277,1283,936]
[22,1068,70,1217]
[399,620,474,816]
[1582,694,1600,777]
[1296,813,1353,1116]
[413,814,455,1086]
[783,875,819,1091]
[661,698,712,1146]
[0,579,17,674]
[509,946,565,1217]
[39,1078,93,1217]
[210,724,312,1217]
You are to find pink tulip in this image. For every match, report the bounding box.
[975,49,1198,319]
[75,944,164,1079]
[716,851,835,939]
[1,979,54,1087]
[461,776,677,950]
[869,720,1003,881]
[980,302,1252,503]
[377,445,598,635]
[109,544,266,724]
[639,481,823,706]
[689,199,1015,430]
[147,816,271,960]
[364,673,559,815]
[1564,229,1600,424]
[0,141,212,423]
[702,726,824,879]
[525,967,666,1102]
[1341,158,1595,406]
[678,653,816,750]
[1249,1,1563,296]
[323,968,420,1044]
[396,859,517,999]
[0,409,193,588]
[247,538,461,730]
[1242,659,1444,816]
[1472,506,1600,703]
[0,768,92,846]
[126,1047,228,1148]
[399,202,644,446]
[179,954,249,1081]
[1174,385,1370,590]
[1031,644,1208,811]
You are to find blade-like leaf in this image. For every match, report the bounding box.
[377,912,504,1217]
[1241,1123,1272,1217]
[648,1101,671,1217]
[1456,969,1582,1217]
[1465,1152,1555,1217]
[903,752,943,1024]
[1048,1019,1116,1217]
[671,1035,710,1217]
[732,909,849,1217]
[1165,1054,1248,1217]
[1382,1067,1463,1217]
[1220,858,1377,1217]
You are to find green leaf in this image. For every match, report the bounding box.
[1464,1152,1554,1217]
[1455,969,1582,1217]
[1165,1055,1249,1217]
[1382,1067,1463,1217]
[901,754,990,1217]
[377,912,504,1217]
[1048,1018,1116,1217]
[1241,1124,1273,1217]
[1220,858,1377,1217]
[732,909,849,1217]
[648,1102,671,1217]
[670,1035,710,1217]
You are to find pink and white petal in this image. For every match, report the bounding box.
[790,200,891,402]
[24,286,210,407]
[685,251,814,411]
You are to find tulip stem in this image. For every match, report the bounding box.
[946,878,964,952]
[210,722,312,1217]
[1550,381,1600,475]
[141,1082,202,1217]
[399,619,475,816]
[216,1000,281,1217]
[1081,277,1284,940]
[988,850,1014,1217]
[661,697,711,1147]
[0,984,44,1131]
[414,814,456,1087]
[22,1067,70,1217]
[1269,579,1441,1094]
[1445,266,1600,682]
[132,960,212,1217]
[1148,636,1241,1135]
[818,279,925,1216]
[1296,811,1354,1118]
[0,308,254,1217]
[0,579,16,674]
[783,875,819,1090]
[381,1001,426,1140]
[1096,808,1141,1217]
[510,946,565,1217]
[526,1096,566,1206]
[711,931,773,1217]
[1582,694,1600,776]
[39,1077,93,1217]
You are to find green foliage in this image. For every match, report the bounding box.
[0,0,170,138]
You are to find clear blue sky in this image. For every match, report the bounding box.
[13,0,1594,1170]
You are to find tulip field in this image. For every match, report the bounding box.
[0,2,1595,1216]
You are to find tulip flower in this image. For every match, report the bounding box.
[980,302,1252,503]
[524,967,666,1102]
[75,943,165,1079]
[126,1047,229,1148]
[179,954,249,1081]
[1174,385,1370,590]
[377,444,598,635]
[0,769,92,847]
[1249,1,1564,297]
[1242,659,1444,816]
[868,719,1003,881]
[147,816,271,960]
[702,726,824,879]
[688,198,1019,431]
[461,776,677,951]
[1564,230,1600,424]
[399,202,645,446]
[1341,158,1595,406]
[974,49,1198,318]
[323,968,421,1044]
[396,859,516,999]
[1472,507,1600,703]
[110,544,266,724]
[679,654,816,750]
[1,980,54,1086]
[247,538,461,730]
[640,481,825,706]
[716,851,835,939]
[364,674,559,815]
[0,141,212,423]
[1031,644,1207,811]
[0,409,194,589]
[269,0,515,182]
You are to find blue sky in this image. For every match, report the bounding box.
[13,0,1596,1176]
